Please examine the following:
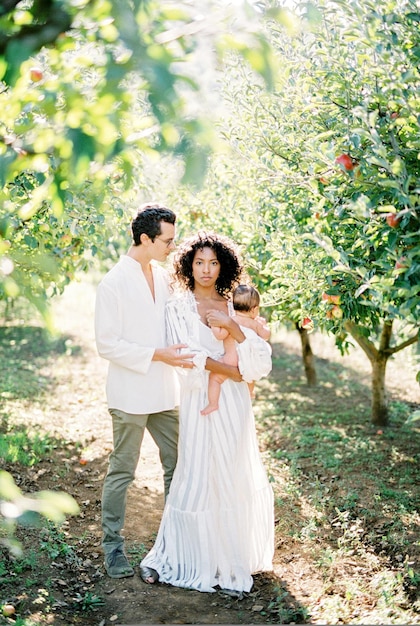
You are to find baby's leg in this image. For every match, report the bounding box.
[201,373,226,415]
[201,337,237,415]
[222,336,238,367]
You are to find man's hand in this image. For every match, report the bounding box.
[153,344,194,369]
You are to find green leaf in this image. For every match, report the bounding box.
[406,13,420,23]
[405,410,420,425]
[0,471,22,500]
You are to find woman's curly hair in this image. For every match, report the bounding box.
[173,231,244,297]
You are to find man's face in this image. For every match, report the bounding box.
[150,221,176,262]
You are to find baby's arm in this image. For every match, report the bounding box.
[232,314,271,341]
[254,316,271,341]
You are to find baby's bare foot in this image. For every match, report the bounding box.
[201,405,218,416]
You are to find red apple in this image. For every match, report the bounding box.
[336,153,355,171]
[2,604,15,617]
[395,257,407,270]
[331,305,343,319]
[30,67,43,82]
[386,213,400,228]
[322,292,340,305]
[301,317,314,331]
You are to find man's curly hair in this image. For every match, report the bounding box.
[173,232,244,297]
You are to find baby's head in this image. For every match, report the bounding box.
[232,284,260,318]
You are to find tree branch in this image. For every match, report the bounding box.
[344,320,378,362]
[379,319,393,352]
[385,331,419,355]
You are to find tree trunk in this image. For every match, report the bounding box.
[343,320,418,426]
[344,320,393,427]
[296,325,317,386]
[371,352,389,427]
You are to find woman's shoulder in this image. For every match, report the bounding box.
[167,289,195,309]
[166,291,199,329]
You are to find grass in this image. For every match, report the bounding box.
[0,294,419,624]
[255,338,420,624]
[126,541,149,565]
[0,418,72,466]
[0,325,79,402]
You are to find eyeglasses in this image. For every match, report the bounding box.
[154,236,176,248]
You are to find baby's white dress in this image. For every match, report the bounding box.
[140,292,274,593]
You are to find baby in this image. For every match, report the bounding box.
[201,284,271,416]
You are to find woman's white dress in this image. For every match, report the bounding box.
[141,292,274,593]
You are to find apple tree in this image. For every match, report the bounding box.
[174,0,419,425]
[0,0,276,322]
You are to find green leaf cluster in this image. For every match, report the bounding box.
[0,0,275,319]
[188,0,419,341]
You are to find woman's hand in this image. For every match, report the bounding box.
[205,309,230,328]
[206,310,245,343]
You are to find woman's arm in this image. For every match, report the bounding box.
[205,357,242,382]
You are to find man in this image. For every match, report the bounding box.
[94,203,193,579]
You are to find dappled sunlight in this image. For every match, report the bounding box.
[271,329,419,406]
[1,279,419,625]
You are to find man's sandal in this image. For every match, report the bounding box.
[139,565,159,584]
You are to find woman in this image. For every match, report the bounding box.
[140,232,274,597]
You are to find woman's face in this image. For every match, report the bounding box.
[191,246,221,289]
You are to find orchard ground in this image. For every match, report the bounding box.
[0,276,419,625]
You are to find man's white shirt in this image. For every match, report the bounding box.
[95,255,180,414]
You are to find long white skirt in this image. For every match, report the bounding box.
[141,362,274,593]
